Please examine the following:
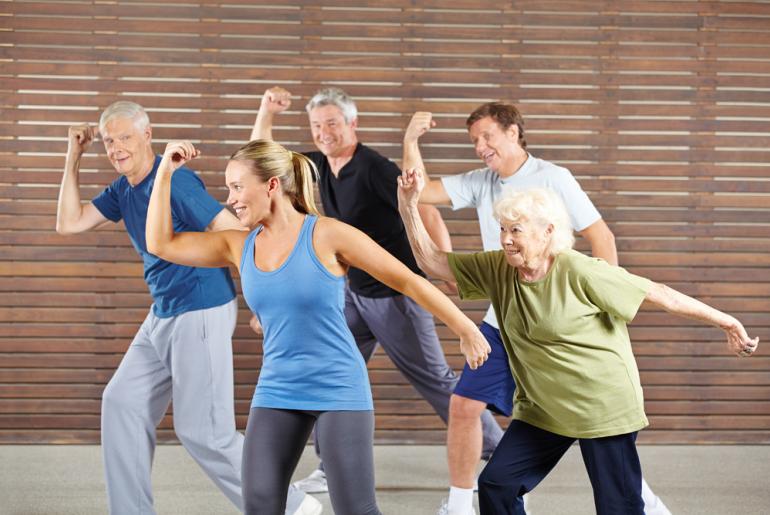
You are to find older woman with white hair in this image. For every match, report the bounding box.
[397,167,758,515]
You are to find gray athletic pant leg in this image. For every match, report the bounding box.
[101,299,305,515]
[245,408,381,515]
[315,289,503,467]
[101,300,242,513]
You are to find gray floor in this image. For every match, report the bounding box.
[1,444,769,514]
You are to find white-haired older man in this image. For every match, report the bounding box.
[56,101,320,515]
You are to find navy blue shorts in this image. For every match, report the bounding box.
[453,322,516,417]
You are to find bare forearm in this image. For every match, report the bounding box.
[419,204,452,252]
[581,219,618,265]
[646,282,736,330]
[591,236,618,265]
[56,154,85,234]
[251,111,274,141]
[398,200,454,282]
[145,167,175,256]
[402,140,425,177]
[402,140,448,205]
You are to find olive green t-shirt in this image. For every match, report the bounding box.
[448,248,652,438]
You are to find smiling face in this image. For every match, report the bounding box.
[225,160,273,229]
[308,104,358,158]
[468,116,522,175]
[499,217,553,270]
[100,116,154,185]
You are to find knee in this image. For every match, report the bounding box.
[243,484,276,515]
[243,484,280,515]
[173,415,208,452]
[101,378,135,415]
[478,463,517,493]
[450,394,487,421]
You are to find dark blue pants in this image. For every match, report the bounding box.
[478,420,645,515]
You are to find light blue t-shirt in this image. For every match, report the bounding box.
[92,156,235,318]
[240,215,373,411]
[441,154,601,328]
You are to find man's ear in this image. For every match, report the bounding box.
[506,124,518,143]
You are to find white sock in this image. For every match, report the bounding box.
[447,486,474,515]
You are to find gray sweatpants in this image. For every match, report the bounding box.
[315,288,503,468]
[100,300,305,514]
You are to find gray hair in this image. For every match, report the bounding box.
[305,87,358,124]
[99,101,150,133]
[493,188,575,256]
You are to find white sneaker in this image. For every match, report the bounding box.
[292,494,323,515]
[436,498,476,515]
[292,469,328,494]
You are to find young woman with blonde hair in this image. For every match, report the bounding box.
[145,139,491,515]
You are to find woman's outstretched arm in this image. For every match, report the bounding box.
[322,217,490,369]
[644,282,759,357]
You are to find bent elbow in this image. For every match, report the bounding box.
[146,239,164,257]
[55,220,75,236]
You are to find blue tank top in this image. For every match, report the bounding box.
[240,215,373,411]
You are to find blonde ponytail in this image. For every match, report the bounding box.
[290,151,320,216]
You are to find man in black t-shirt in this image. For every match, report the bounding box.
[251,87,504,494]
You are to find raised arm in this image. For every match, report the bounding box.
[644,282,759,357]
[146,141,243,268]
[402,111,452,205]
[579,218,618,265]
[418,204,452,253]
[250,86,292,141]
[323,217,489,369]
[56,124,110,234]
[397,167,455,282]
[417,203,458,294]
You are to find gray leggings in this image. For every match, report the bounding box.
[243,407,381,515]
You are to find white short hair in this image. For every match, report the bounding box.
[493,188,575,256]
[305,87,357,124]
[99,101,150,133]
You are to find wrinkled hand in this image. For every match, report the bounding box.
[67,124,97,157]
[159,141,200,174]
[249,315,263,336]
[260,86,292,114]
[404,111,436,143]
[725,319,759,357]
[397,167,426,208]
[459,327,491,370]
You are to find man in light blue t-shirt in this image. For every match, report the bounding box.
[55,101,319,515]
[403,102,670,515]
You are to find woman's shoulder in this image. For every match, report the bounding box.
[312,215,357,240]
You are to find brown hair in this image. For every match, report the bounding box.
[230,140,320,216]
[466,102,527,149]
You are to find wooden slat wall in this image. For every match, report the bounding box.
[2,0,769,445]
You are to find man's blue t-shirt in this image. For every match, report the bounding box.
[92,155,236,318]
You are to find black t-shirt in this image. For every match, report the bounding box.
[305,143,425,298]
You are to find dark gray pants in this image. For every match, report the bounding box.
[244,407,381,515]
[316,288,503,467]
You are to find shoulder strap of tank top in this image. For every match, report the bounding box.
[239,226,263,274]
